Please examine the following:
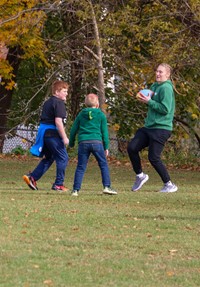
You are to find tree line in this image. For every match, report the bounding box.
[0,0,199,152]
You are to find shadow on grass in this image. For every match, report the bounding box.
[0,189,105,197]
[130,214,200,221]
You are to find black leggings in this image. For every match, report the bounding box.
[127,127,171,183]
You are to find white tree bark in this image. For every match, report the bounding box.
[86,0,105,109]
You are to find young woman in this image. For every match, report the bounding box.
[127,63,178,193]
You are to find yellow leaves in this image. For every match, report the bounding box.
[5,79,15,90]
[1,2,44,33]
[112,123,120,131]
[187,105,200,121]
[0,59,16,90]
[0,1,46,43]
[1,12,46,47]
[190,0,200,19]
[0,59,13,71]
[134,45,141,52]
[0,0,48,88]
[0,59,15,81]
[22,37,44,56]
[191,113,199,120]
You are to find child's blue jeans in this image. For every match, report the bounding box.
[73,142,111,191]
[31,137,68,186]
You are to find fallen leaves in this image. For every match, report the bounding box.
[166,271,175,277]
[168,249,178,255]
[43,279,53,286]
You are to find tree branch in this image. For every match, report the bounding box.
[175,116,200,147]
[84,45,99,61]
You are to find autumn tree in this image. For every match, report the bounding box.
[0,0,49,150]
[97,0,200,148]
[1,0,200,152]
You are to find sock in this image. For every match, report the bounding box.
[165,181,172,185]
[137,172,144,178]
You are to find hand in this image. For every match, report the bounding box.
[63,137,69,145]
[136,93,151,104]
[105,149,109,157]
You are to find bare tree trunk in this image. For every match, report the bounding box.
[0,85,12,152]
[0,46,22,152]
[174,116,200,148]
[70,61,83,119]
[87,0,105,109]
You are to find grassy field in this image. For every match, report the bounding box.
[0,157,199,287]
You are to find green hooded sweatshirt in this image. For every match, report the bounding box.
[69,108,109,150]
[145,80,175,131]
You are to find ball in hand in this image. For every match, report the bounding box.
[136,89,154,99]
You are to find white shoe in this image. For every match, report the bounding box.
[132,174,149,191]
[71,190,79,196]
[103,187,117,195]
[160,182,178,193]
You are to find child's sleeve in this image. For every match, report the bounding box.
[101,113,109,150]
[69,116,80,147]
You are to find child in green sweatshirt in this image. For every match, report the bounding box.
[69,93,117,196]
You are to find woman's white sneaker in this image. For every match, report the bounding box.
[160,182,178,193]
[132,174,149,191]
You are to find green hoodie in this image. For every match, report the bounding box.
[69,108,109,150]
[145,80,175,131]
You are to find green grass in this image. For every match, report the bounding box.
[0,157,200,287]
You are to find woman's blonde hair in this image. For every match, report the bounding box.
[158,63,181,94]
[85,93,99,107]
[158,63,173,79]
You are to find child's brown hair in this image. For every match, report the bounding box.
[52,80,69,95]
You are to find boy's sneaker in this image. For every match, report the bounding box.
[103,187,117,195]
[132,174,149,191]
[52,184,69,192]
[23,174,38,190]
[160,182,178,193]
[71,190,79,197]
